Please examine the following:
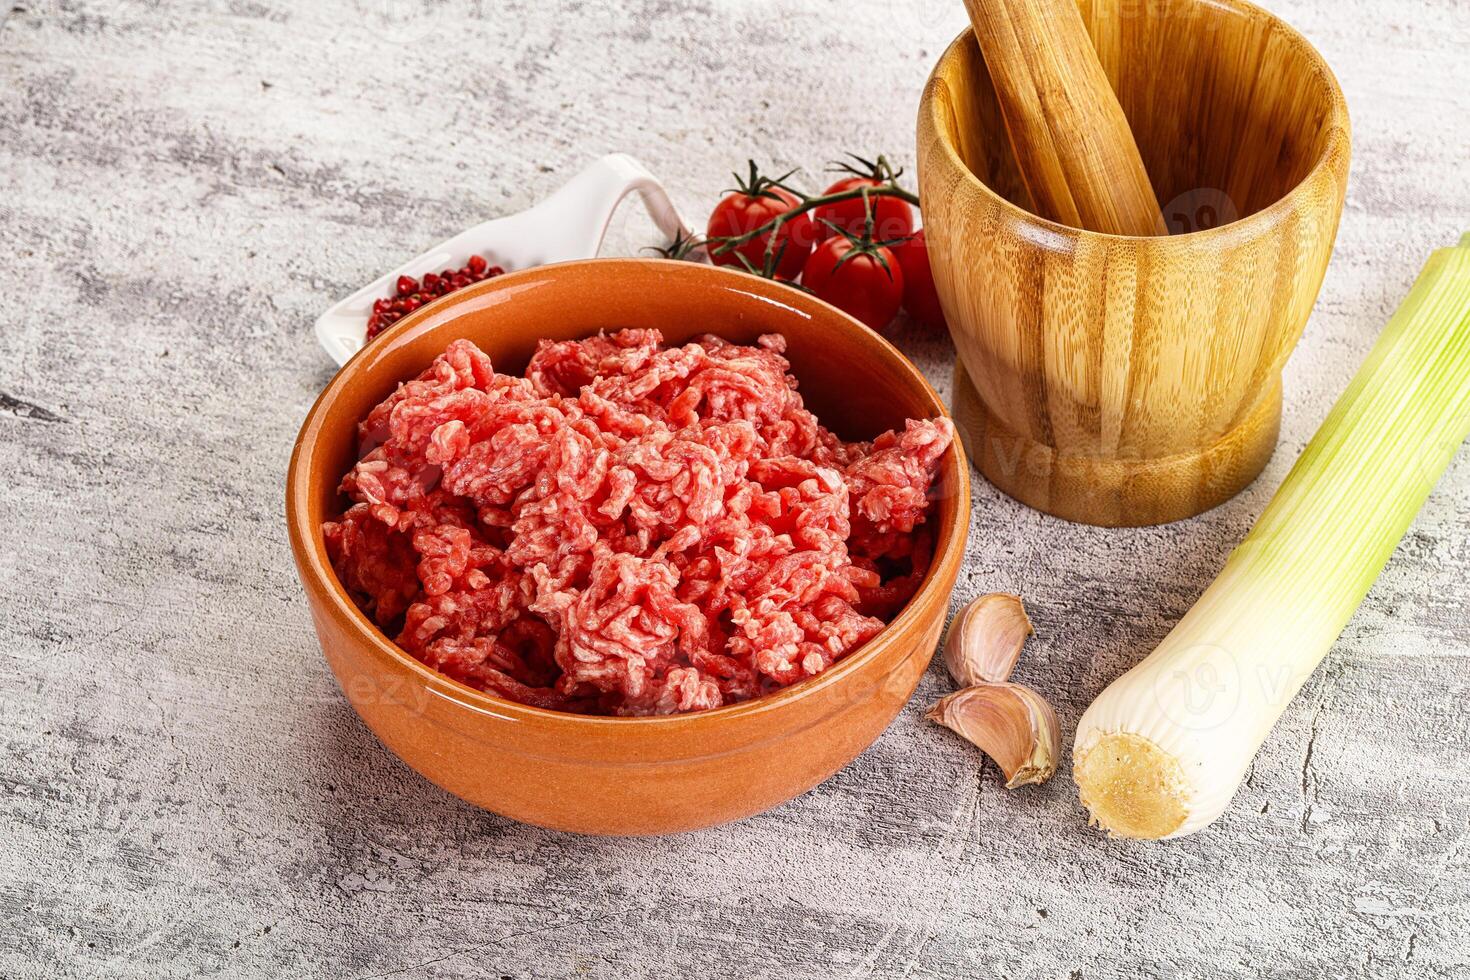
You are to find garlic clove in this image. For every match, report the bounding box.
[942,592,1034,687]
[927,682,1060,788]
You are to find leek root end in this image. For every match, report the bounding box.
[1075,733,1190,840]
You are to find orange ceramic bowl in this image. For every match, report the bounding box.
[286,259,970,835]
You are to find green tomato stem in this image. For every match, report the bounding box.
[708,184,921,261]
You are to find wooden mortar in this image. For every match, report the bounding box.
[918,0,1351,526]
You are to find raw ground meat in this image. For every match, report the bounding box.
[324,329,953,716]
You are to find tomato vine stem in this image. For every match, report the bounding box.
[707,184,921,260]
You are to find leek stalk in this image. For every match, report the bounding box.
[1073,235,1470,839]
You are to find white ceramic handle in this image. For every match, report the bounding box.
[528,153,690,263]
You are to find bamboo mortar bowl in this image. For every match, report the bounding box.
[917,0,1351,526]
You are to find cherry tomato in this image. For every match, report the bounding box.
[892,229,947,332]
[707,186,816,280]
[801,235,905,332]
[811,176,915,242]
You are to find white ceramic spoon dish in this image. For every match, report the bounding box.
[314,153,692,366]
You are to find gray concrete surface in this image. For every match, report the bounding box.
[3,0,1470,977]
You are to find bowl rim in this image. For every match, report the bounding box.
[919,0,1352,246]
[286,257,971,732]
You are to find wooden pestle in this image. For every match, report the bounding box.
[962,0,1168,236]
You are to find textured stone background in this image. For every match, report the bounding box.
[3,0,1469,977]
